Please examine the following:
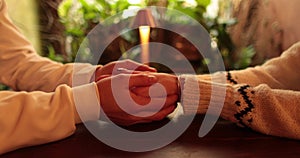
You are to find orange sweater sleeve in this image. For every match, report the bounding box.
[0,0,100,154]
[0,85,76,154]
[0,0,98,92]
[0,83,100,154]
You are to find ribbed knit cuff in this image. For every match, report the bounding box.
[197,71,227,83]
[179,75,235,116]
[178,75,200,114]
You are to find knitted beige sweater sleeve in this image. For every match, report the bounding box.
[180,42,300,139]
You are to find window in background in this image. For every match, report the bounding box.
[6,0,41,53]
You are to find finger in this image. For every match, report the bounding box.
[147,94,178,111]
[97,62,115,76]
[96,74,110,81]
[128,74,158,88]
[131,87,150,97]
[116,59,157,72]
[115,68,148,75]
[131,84,178,97]
[135,65,157,72]
[131,94,178,111]
[94,66,103,80]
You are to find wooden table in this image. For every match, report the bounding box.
[2,115,300,158]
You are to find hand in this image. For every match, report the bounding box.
[131,73,179,98]
[95,59,156,81]
[96,73,177,126]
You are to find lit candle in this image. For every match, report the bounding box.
[139,25,150,64]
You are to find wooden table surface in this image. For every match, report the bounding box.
[2,115,300,158]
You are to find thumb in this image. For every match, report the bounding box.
[135,64,157,72]
[129,74,158,88]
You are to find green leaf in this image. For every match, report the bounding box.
[58,0,73,19]
[84,12,97,20]
[47,46,65,63]
[115,0,130,12]
[234,45,256,69]
[196,0,211,7]
[78,0,89,9]
[0,84,9,90]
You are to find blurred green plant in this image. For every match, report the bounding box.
[233,45,256,69]
[166,0,210,25]
[58,0,133,62]
[58,0,132,36]
[57,0,255,70]
[47,45,65,63]
[0,84,9,91]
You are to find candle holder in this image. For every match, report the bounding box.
[130,9,157,64]
[130,8,156,28]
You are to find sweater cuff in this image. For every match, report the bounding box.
[72,82,100,122]
[179,75,235,116]
[72,64,100,87]
[178,75,200,114]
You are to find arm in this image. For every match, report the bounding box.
[0,83,100,154]
[181,76,300,140]
[0,72,177,154]
[196,42,300,91]
[0,0,97,92]
[228,42,300,90]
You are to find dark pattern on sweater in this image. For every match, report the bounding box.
[234,85,254,126]
[227,71,238,84]
[235,101,241,106]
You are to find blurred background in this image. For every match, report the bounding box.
[2,0,300,89]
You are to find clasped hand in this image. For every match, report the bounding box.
[94,60,179,126]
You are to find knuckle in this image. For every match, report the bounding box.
[124,59,132,65]
[116,73,127,79]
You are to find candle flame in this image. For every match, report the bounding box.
[139,25,150,64]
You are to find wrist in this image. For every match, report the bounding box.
[177,75,183,103]
[72,82,100,123]
[179,74,234,116]
[178,75,200,114]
